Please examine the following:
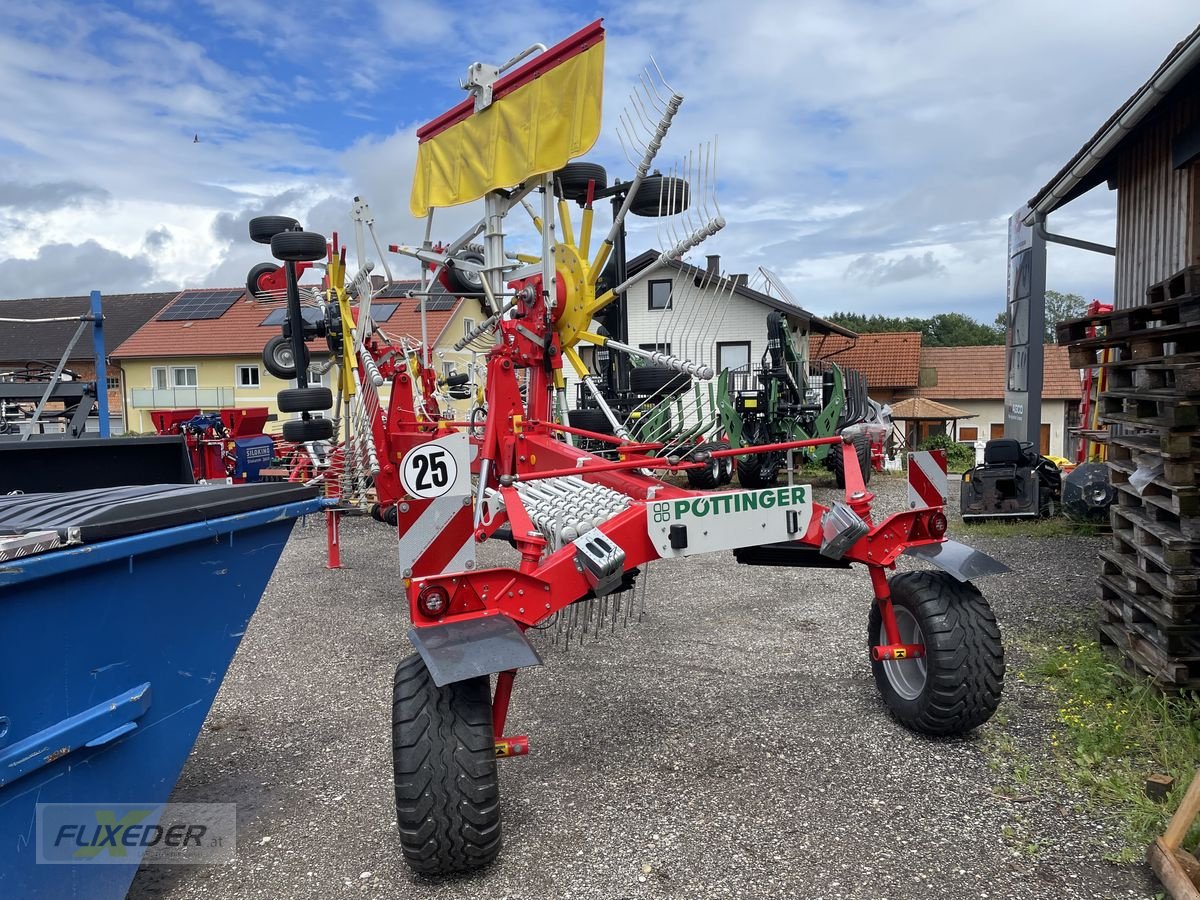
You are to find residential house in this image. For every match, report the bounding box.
[0,291,176,434]
[591,251,854,394]
[904,345,1083,457]
[112,283,471,433]
[811,332,923,405]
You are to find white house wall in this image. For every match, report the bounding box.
[561,268,810,405]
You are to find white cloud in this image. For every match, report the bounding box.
[0,0,1193,322]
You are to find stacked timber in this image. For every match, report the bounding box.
[1057,266,1200,690]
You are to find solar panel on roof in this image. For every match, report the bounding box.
[375,283,414,299]
[260,307,324,327]
[369,302,399,321]
[157,289,243,321]
[422,294,458,311]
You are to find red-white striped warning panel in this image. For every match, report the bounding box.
[396,432,475,578]
[907,449,947,509]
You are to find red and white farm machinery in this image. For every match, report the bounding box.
[247,20,1008,876]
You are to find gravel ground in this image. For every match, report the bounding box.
[129,474,1156,900]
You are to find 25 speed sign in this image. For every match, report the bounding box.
[400,442,460,498]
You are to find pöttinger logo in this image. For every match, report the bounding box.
[36,803,236,865]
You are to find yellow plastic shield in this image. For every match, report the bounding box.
[410,21,605,217]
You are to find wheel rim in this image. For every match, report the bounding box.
[273,343,295,368]
[881,607,927,701]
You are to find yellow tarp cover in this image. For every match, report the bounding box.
[410,40,604,217]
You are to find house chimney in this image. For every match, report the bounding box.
[706,254,720,277]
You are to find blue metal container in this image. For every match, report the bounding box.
[0,493,324,898]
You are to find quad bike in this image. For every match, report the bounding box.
[249,20,1009,876]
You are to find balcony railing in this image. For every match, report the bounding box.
[130,388,235,408]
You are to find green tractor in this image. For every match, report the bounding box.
[725,311,874,489]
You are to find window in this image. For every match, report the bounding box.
[237,365,260,389]
[463,317,476,338]
[717,341,751,373]
[172,366,197,387]
[648,279,672,310]
[639,342,671,356]
[105,376,120,390]
[958,426,979,442]
[306,367,327,387]
[152,367,168,390]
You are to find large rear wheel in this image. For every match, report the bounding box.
[868,571,1004,736]
[392,653,502,875]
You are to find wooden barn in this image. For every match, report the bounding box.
[1026,24,1200,310]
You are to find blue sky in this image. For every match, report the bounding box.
[0,1,1197,325]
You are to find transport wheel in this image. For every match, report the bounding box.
[281,416,333,443]
[245,262,278,298]
[392,653,502,875]
[248,215,299,244]
[629,174,690,217]
[868,571,1004,736]
[443,245,486,299]
[629,365,689,398]
[827,435,872,488]
[262,334,308,380]
[553,162,608,202]
[686,442,723,489]
[567,407,615,435]
[277,386,333,413]
[271,230,328,263]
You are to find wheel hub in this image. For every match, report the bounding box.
[881,607,927,701]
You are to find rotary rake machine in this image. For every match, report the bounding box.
[251,20,1009,876]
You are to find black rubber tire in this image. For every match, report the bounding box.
[629,175,690,217]
[246,262,278,298]
[717,452,734,485]
[271,230,327,263]
[567,407,615,435]
[554,162,607,202]
[443,247,485,297]
[277,386,333,413]
[685,441,723,489]
[737,452,779,489]
[282,416,334,443]
[262,334,308,380]
[392,653,501,876]
[248,215,299,245]
[628,365,689,398]
[868,571,1004,736]
[827,435,872,489]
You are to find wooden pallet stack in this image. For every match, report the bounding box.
[1057,265,1200,690]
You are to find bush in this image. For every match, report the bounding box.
[917,433,975,471]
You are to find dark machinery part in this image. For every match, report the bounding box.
[960,439,1062,521]
[1061,462,1116,523]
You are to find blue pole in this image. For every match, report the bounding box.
[90,290,110,437]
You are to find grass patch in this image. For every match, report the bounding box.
[952,517,1102,538]
[1025,638,1200,861]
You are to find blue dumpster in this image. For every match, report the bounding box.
[0,483,325,898]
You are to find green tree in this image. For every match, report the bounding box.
[825,311,1003,346]
[993,290,1089,343]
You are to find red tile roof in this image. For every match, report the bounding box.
[112,284,462,359]
[811,331,922,389]
[916,345,1081,400]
